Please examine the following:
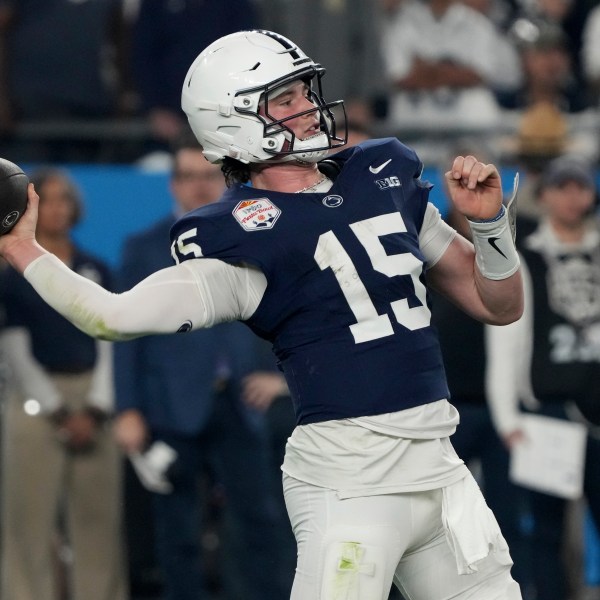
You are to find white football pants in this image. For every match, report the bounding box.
[283,473,522,600]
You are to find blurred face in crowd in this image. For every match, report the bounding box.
[536,0,573,22]
[170,148,225,213]
[540,180,596,229]
[522,44,571,91]
[36,176,79,237]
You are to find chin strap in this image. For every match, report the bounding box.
[287,131,332,163]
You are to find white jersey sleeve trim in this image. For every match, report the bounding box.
[419,203,457,269]
[24,253,267,340]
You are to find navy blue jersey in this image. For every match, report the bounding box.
[170,138,450,424]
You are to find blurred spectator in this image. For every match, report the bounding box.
[510,0,596,91]
[112,132,292,600]
[257,0,387,128]
[499,17,588,112]
[458,0,526,96]
[130,0,258,155]
[380,0,521,133]
[487,155,600,600]
[0,0,136,162]
[514,101,569,165]
[502,101,569,223]
[581,4,600,106]
[0,169,127,600]
[500,96,598,226]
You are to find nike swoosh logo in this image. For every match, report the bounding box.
[369,159,392,174]
[488,237,507,259]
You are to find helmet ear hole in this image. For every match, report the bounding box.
[262,136,284,152]
[233,95,258,111]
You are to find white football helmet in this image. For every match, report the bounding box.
[181,30,347,164]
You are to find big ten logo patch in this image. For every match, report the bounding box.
[375,176,401,190]
[233,198,281,231]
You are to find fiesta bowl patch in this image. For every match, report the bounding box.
[233,198,281,231]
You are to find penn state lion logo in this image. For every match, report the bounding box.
[2,211,20,228]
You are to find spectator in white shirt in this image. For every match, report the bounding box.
[380,0,521,132]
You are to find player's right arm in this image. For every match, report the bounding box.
[0,184,266,340]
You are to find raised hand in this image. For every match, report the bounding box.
[0,184,46,272]
[444,155,503,221]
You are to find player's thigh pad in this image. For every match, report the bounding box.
[284,475,437,600]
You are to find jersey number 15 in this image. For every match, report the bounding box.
[315,212,431,344]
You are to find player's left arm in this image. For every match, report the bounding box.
[427,155,523,325]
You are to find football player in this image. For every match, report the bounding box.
[0,30,523,600]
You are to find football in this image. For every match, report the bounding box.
[0,158,29,235]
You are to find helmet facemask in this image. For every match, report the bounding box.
[237,68,347,164]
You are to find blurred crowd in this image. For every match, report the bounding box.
[0,1,600,600]
[0,0,598,167]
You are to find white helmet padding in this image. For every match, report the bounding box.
[181,30,347,165]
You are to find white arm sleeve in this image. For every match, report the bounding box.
[0,327,63,413]
[23,253,267,341]
[419,202,457,269]
[485,257,534,436]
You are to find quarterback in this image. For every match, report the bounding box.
[0,31,523,599]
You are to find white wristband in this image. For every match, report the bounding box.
[468,206,520,280]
